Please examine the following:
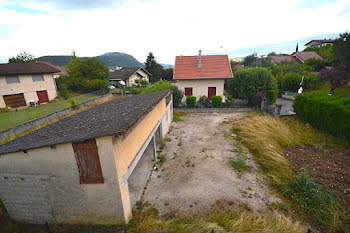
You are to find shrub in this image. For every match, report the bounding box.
[141,80,172,94]
[140,80,149,86]
[303,73,319,90]
[303,58,326,71]
[186,96,196,108]
[281,73,302,93]
[198,95,210,108]
[0,107,11,113]
[171,86,184,108]
[69,100,79,110]
[225,95,234,107]
[211,96,222,108]
[250,92,266,106]
[228,67,276,101]
[266,89,279,103]
[293,91,350,141]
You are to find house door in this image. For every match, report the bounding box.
[208,87,216,99]
[37,90,49,103]
[3,93,26,108]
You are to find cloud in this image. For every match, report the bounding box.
[0,0,349,64]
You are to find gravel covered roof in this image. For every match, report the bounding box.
[0,90,170,155]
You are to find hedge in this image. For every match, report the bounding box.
[211,96,222,108]
[293,91,350,141]
[266,89,279,103]
[186,96,196,108]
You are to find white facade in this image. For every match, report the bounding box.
[174,79,226,100]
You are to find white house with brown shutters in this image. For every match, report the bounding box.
[173,51,233,100]
[0,90,173,225]
[0,62,59,108]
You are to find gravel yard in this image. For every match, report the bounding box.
[142,112,279,215]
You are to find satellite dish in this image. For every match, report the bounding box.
[119,80,126,86]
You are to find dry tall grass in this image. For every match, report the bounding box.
[131,206,306,233]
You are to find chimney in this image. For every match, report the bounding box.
[197,50,202,68]
[180,55,183,60]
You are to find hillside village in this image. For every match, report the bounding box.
[0,30,350,233]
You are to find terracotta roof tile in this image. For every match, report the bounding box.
[174,55,233,80]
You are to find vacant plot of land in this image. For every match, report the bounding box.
[285,145,350,211]
[143,113,279,215]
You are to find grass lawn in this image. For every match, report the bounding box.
[0,94,99,132]
[312,82,350,96]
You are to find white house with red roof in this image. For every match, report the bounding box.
[173,51,233,99]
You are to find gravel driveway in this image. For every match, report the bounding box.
[142,112,279,215]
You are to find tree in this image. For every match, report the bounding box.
[319,62,350,95]
[57,52,110,94]
[242,53,258,67]
[9,51,36,63]
[145,52,164,82]
[161,68,173,81]
[333,32,350,65]
[228,67,276,101]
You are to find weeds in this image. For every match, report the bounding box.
[231,112,349,232]
[173,111,188,122]
[228,156,250,174]
[157,153,166,167]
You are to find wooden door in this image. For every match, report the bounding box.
[72,139,104,184]
[36,90,49,103]
[208,87,216,99]
[3,93,26,108]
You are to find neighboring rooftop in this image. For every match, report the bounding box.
[174,54,233,80]
[292,51,323,62]
[0,90,170,155]
[271,55,295,63]
[0,62,60,75]
[304,39,335,46]
[42,61,67,76]
[109,67,150,80]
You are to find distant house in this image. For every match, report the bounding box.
[304,39,334,48]
[109,67,151,86]
[173,51,233,99]
[271,51,323,64]
[0,62,59,108]
[0,90,173,225]
[42,62,67,78]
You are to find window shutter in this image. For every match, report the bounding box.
[185,87,193,96]
[72,139,104,184]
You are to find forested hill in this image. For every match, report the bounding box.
[37,52,143,67]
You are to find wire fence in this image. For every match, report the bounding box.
[0,90,106,132]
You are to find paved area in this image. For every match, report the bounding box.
[142,113,279,215]
[276,98,295,115]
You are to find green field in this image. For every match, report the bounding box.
[0,94,99,132]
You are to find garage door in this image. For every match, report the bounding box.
[37,90,49,103]
[3,93,26,108]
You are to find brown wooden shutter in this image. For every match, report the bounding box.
[72,139,104,184]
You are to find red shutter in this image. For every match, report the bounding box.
[208,87,216,99]
[72,139,104,184]
[37,90,49,103]
[185,87,193,96]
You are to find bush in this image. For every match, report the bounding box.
[186,96,196,108]
[171,86,184,108]
[69,100,79,110]
[141,80,172,94]
[225,95,234,107]
[303,58,326,71]
[266,89,279,103]
[228,67,276,100]
[0,107,11,113]
[293,91,350,141]
[303,73,319,90]
[140,80,149,86]
[250,92,266,106]
[281,73,302,93]
[198,95,210,108]
[211,96,222,108]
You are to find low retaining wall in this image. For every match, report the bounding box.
[0,94,110,143]
[174,108,254,113]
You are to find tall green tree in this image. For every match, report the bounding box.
[333,32,350,65]
[9,51,36,63]
[242,53,258,67]
[145,52,164,82]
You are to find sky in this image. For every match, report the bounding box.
[0,0,350,64]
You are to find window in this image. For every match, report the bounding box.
[5,75,20,84]
[185,87,193,96]
[32,74,44,82]
[72,139,104,184]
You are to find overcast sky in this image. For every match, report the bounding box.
[0,0,349,64]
